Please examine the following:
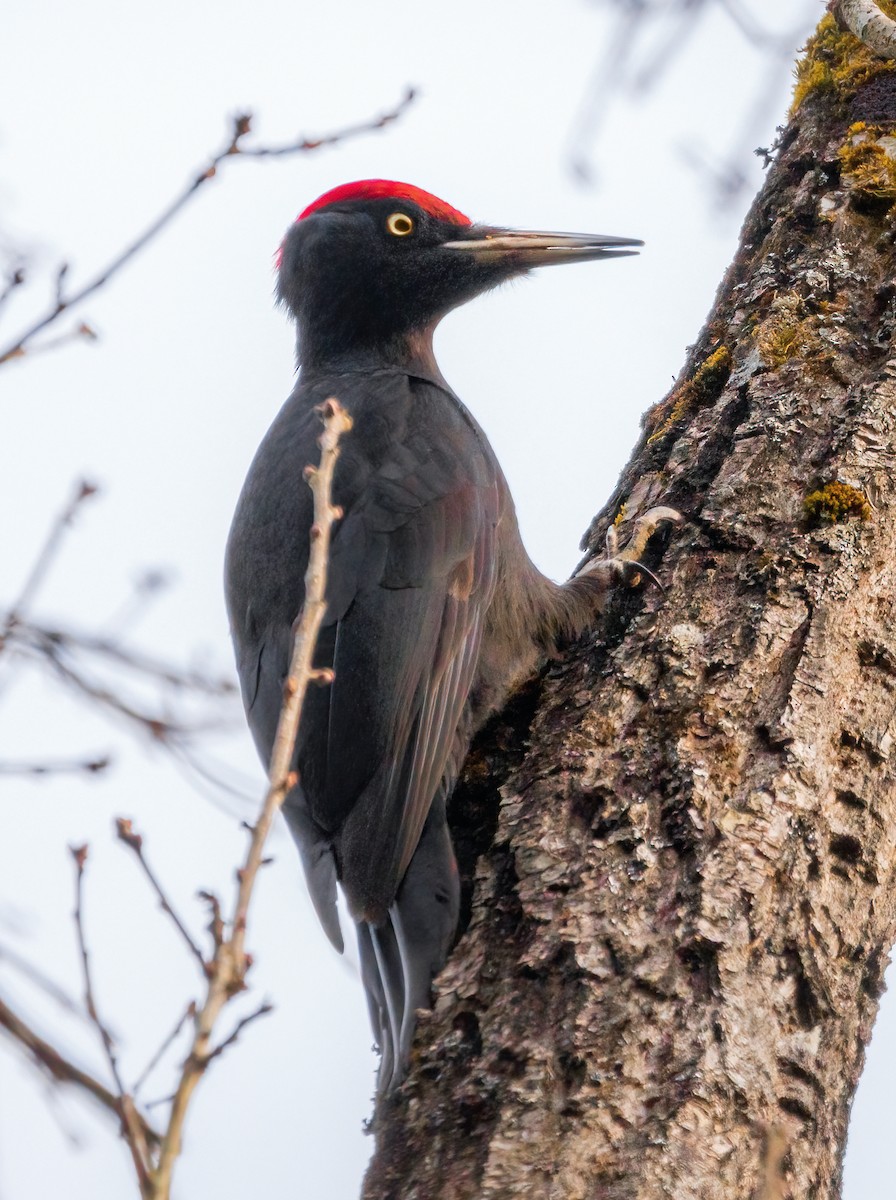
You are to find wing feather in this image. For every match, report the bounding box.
[317,384,499,922]
[232,370,502,928]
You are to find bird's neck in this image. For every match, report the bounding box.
[297,323,447,384]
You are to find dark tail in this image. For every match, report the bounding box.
[357,795,460,1092]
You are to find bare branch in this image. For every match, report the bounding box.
[230,399,352,963]
[0,754,111,777]
[54,262,69,307]
[198,890,226,954]
[25,620,237,697]
[17,628,229,744]
[568,0,817,208]
[164,744,261,813]
[133,1004,195,1099]
[0,992,160,1147]
[0,510,237,786]
[9,321,100,359]
[2,402,351,1197]
[0,91,416,368]
[0,940,83,1017]
[71,844,126,1095]
[205,1001,273,1064]
[0,267,25,317]
[115,819,208,976]
[0,479,98,655]
[833,0,896,58]
[103,568,175,638]
[23,642,184,738]
[70,844,153,1188]
[148,397,352,1200]
[718,0,809,52]
[237,87,416,157]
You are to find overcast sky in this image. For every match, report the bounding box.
[2,1,891,1197]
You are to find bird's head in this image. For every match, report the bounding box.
[277,180,641,370]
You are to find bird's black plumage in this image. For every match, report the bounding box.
[225,180,655,1090]
[226,361,505,1075]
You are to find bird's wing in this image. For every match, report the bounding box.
[302,379,500,922]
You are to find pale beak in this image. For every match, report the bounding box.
[441,227,642,267]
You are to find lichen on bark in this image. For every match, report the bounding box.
[364,11,896,1200]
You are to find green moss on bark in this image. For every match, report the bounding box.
[646,346,733,443]
[791,13,896,115]
[804,480,872,524]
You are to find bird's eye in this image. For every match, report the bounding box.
[386,212,415,237]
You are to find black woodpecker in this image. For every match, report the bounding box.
[225,180,676,1091]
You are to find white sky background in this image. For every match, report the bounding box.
[1,0,891,1196]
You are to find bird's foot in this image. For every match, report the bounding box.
[579,505,681,591]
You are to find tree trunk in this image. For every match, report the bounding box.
[364,14,896,1199]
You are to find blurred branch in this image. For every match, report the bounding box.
[0,267,25,317]
[233,91,416,157]
[0,89,416,368]
[1,477,243,810]
[28,622,237,697]
[204,1000,273,1064]
[718,0,810,52]
[13,627,228,743]
[0,939,83,1017]
[71,844,154,1189]
[0,754,110,777]
[115,819,208,976]
[0,400,352,1198]
[6,320,100,360]
[103,569,175,639]
[164,744,262,814]
[71,845,127,1097]
[0,992,160,1146]
[0,479,98,656]
[570,0,818,208]
[3,617,238,759]
[132,1004,195,1099]
[148,398,351,1199]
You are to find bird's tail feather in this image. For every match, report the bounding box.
[358,795,460,1093]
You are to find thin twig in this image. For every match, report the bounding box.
[148,397,352,1200]
[133,1004,196,1098]
[231,401,350,967]
[7,321,100,359]
[834,0,896,58]
[237,89,415,157]
[20,634,222,742]
[0,479,98,654]
[198,891,226,954]
[71,845,153,1189]
[115,820,208,976]
[0,754,110,777]
[27,643,180,736]
[165,743,261,808]
[0,91,416,367]
[4,402,351,1196]
[71,845,127,1095]
[718,0,809,53]
[0,267,25,317]
[205,1001,273,1064]
[0,992,160,1146]
[103,568,174,638]
[568,0,817,207]
[0,940,83,1017]
[25,620,237,696]
[4,621,237,767]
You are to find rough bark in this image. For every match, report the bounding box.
[364,14,896,1199]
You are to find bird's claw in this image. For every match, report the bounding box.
[580,505,682,590]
